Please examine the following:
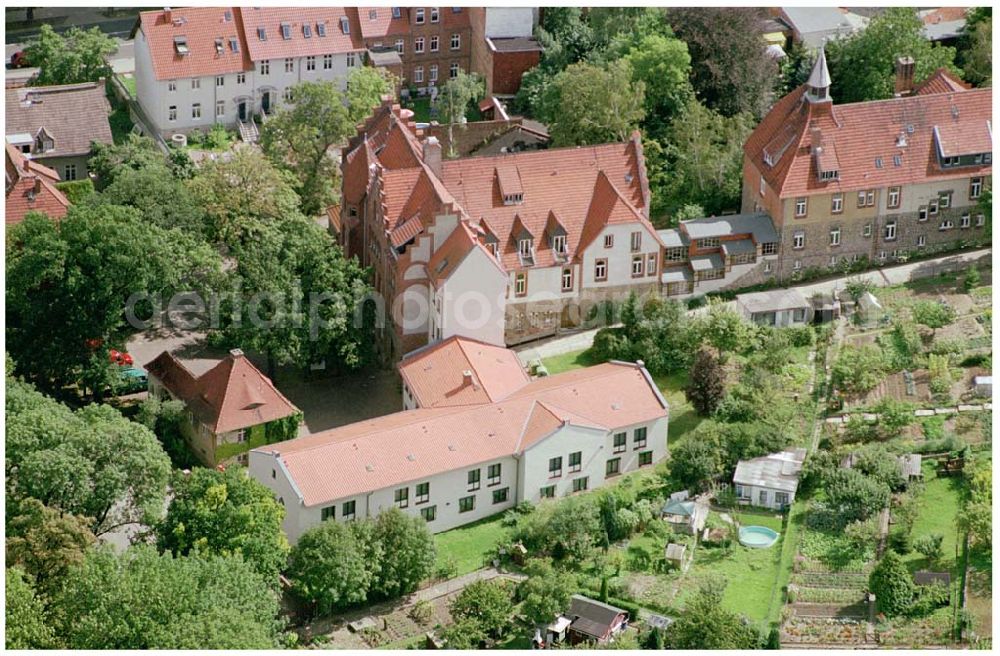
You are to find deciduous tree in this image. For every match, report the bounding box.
[449,580,515,639]
[6,567,56,649]
[260,80,353,215]
[346,65,397,124]
[49,546,287,649]
[517,559,577,627]
[622,33,692,135]
[25,24,117,86]
[826,7,960,103]
[371,508,436,599]
[664,577,762,648]
[157,467,290,583]
[543,60,646,147]
[869,550,915,616]
[286,519,381,613]
[6,498,96,595]
[668,7,777,118]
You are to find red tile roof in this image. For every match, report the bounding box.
[913,68,972,96]
[745,74,992,198]
[398,334,530,408]
[138,7,253,81]
[439,136,654,270]
[356,6,410,39]
[5,142,69,225]
[146,349,300,434]
[255,361,667,506]
[240,7,365,62]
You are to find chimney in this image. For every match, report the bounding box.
[810,127,823,154]
[229,348,244,358]
[894,56,915,97]
[461,369,477,389]
[423,136,442,179]
[164,7,172,22]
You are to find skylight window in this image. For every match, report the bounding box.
[229,37,239,52]
[257,27,267,41]
[392,7,401,18]
[281,23,291,40]
[173,36,189,55]
[214,37,223,54]
[369,9,377,20]
[893,155,902,167]
[875,157,883,169]
[316,22,326,37]
[302,23,311,38]
[223,9,232,22]
[340,16,350,33]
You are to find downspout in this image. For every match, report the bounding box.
[512,452,522,504]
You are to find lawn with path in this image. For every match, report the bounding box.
[433,512,507,577]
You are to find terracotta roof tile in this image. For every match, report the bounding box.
[146,350,300,434]
[255,361,667,506]
[6,82,113,158]
[240,7,365,63]
[357,6,410,39]
[913,68,972,96]
[745,77,992,197]
[398,334,531,408]
[5,142,69,225]
[138,7,252,81]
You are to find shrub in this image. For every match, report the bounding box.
[784,325,816,347]
[908,582,950,616]
[913,533,944,563]
[684,348,726,416]
[920,416,946,442]
[55,178,96,204]
[408,599,434,625]
[912,300,956,331]
[963,266,981,291]
[869,550,915,616]
[591,328,633,363]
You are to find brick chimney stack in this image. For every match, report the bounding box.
[164,7,172,22]
[894,56,915,97]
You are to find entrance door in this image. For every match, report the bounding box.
[238,100,247,122]
[261,91,271,114]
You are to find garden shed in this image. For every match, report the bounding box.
[665,542,687,569]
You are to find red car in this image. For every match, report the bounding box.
[108,349,134,366]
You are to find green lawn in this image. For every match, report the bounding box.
[434,512,507,577]
[902,464,965,575]
[405,96,482,124]
[675,514,787,625]
[542,348,703,447]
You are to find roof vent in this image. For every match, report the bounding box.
[230,348,244,358]
[611,402,621,410]
[365,464,374,472]
[448,444,456,451]
[407,453,416,461]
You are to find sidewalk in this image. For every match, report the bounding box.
[514,248,992,361]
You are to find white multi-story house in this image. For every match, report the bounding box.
[134,7,366,137]
[340,99,664,359]
[249,338,669,542]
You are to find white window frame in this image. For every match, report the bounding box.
[831,193,843,213]
[970,177,983,199]
[191,78,200,90]
[260,59,270,75]
[429,64,438,82]
[429,35,439,52]
[561,267,573,292]
[795,197,807,217]
[594,259,607,281]
[284,58,294,73]
[414,37,425,53]
[168,105,177,121]
[449,62,459,79]
[216,75,224,87]
[191,102,201,119]
[236,72,246,84]
[830,227,841,246]
[451,33,461,50]
[168,80,177,92]
[792,231,805,249]
[414,66,424,83]
[885,221,897,241]
[216,100,225,117]
[960,212,971,228]
[306,55,315,71]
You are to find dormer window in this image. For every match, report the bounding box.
[316,22,326,37]
[229,37,239,52]
[214,38,223,54]
[281,23,291,39]
[519,238,533,258]
[303,24,312,38]
[257,27,267,41]
[369,9,377,20]
[819,169,839,182]
[392,7,402,18]
[503,193,523,205]
[173,36,189,55]
[340,17,350,33]
[552,235,567,254]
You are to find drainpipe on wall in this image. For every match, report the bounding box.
[512,452,522,504]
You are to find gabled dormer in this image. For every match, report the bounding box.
[511,214,534,267]
[495,165,524,206]
[933,120,993,169]
[810,127,839,183]
[545,210,568,261]
[33,127,54,154]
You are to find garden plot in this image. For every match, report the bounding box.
[965,568,992,641]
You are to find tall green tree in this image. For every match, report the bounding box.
[957,8,992,86]
[6,567,56,649]
[517,559,577,627]
[260,80,353,215]
[6,206,222,394]
[157,467,290,584]
[449,580,515,639]
[6,498,96,596]
[668,7,777,118]
[664,578,762,648]
[94,163,208,235]
[685,348,727,416]
[371,508,436,599]
[346,65,398,124]
[623,33,693,136]
[25,24,117,86]
[660,99,754,216]
[543,59,646,147]
[869,550,915,616]
[187,147,302,247]
[826,7,961,103]
[216,216,374,378]
[6,379,172,536]
[286,519,382,613]
[88,134,172,190]
[49,546,286,649]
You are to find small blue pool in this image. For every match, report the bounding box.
[739,525,780,548]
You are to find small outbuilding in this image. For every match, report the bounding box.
[737,288,812,327]
[661,498,708,535]
[564,595,629,645]
[733,448,807,510]
[898,454,923,481]
[665,543,687,569]
[973,375,992,398]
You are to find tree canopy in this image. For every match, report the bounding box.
[664,578,762,649]
[25,24,117,86]
[157,467,290,583]
[6,567,56,650]
[287,519,381,613]
[542,60,646,147]
[6,498,96,596]
[449,580,515,639]
[49,546,287,649]
[260,80,353,215]
[346,65,398,125]
[6,378,172,536]
[869,550,915,616]
[826,7,961,103]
